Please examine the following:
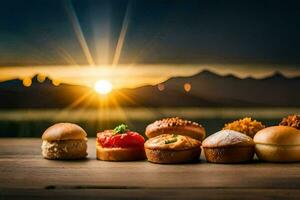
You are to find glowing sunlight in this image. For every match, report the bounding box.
[94,80,113,95]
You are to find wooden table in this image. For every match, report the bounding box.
[0,139,299,199]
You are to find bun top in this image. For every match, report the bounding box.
[202,130,254,148]
[144,134,201,150]
[254,126,300,145]
[42,123,87,141]
[145,117,206,141]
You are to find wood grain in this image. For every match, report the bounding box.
[0,139,299,199]
[1,189,300,200]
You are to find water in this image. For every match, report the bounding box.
[0,107,299,137]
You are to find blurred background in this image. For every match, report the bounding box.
[0,0,299,137]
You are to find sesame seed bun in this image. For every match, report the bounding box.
[145,117,206,141]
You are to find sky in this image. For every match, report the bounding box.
[0,0,300,88]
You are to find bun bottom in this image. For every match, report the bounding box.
[145,148,201,164]
[255,144,300,162]
[203,146,254,163]
[96,145,146,161]
[41,140,87,160]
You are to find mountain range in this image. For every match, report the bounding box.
[0,70,299,108]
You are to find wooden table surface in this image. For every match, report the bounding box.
[0,138,299,200]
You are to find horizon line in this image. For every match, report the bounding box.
[0,68,299,90]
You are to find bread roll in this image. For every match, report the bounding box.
[254,126,300,162]
[41,123,88,160]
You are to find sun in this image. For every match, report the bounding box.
[94,80,113,95]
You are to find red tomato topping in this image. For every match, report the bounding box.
[97,130,145,148]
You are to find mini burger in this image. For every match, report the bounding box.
[96,124,146,161]
[41,123,88,160]
[144,134,201,164]
[145,117,205,141]
[202,130,255,163]
[254,114,300,162]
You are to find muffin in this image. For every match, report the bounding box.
[145,117,205,141]
[144,134,201,164]
[202,130,255,163]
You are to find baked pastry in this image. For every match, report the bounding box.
[145,117,205,141]
[96,124,146,161]
[223,117,265,138]
[41,123,88,160]
[254,126,300,162]
[144,134,201,164]
[202,130,255,163]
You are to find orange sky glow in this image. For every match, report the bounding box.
[0,64,299,89]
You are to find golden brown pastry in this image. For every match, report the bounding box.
[202,130,255,163]
[144,134,201,164]
[145,117,205,141]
